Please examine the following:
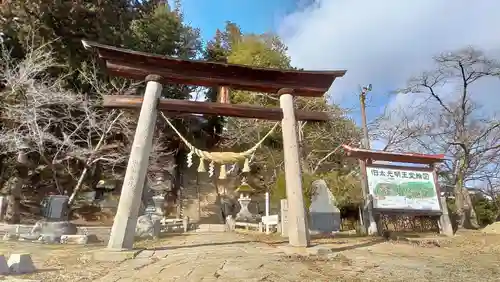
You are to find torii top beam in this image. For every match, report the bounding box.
[81,40,346,97]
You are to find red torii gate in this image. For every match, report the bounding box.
[82,40,347,249]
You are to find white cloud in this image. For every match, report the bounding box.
[278,0,500,110]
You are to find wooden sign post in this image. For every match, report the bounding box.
[342,145,453,237]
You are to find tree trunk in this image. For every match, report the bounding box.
[454,165,479,229]
[4,175,23,224]
[461,187,479,229]
[68,165,91,206]
[297,122,311,174]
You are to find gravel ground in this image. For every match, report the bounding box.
[1,230,499,282]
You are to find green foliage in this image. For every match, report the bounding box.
[0,1,201,94]
[271,172,318,209]
[203,22,291,105]
[447,196,498,227]
[126,4,202,100]
[227,34,291,104]
[271,169,363,210]
[471,196,498,226]
[0,0,153,89]
[227,35,291,69]
[128,5,201,59]
[203,22,362,197]
[320,170,363,208]
[446,197,457,211]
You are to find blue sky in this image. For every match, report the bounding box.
[175,0,500,154]
[176,0,389,131]
[179,0,298,41]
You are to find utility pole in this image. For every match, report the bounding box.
[359,85,371,150]
[358,84,378,235]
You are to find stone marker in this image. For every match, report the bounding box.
[135,214,161,239]
[182,216,189,232]
[226,215,236,231]
[60,234,99,244]
[308,180,341,234]
[22,220,78,243]
[7,253,36,274]
[3,233,19,241]
[31,220,78,236]
[40,195,70,220]
[37,234,61,244]
[280,199,289,237]
[18,234,40,241]
[0,254,9,274]
[438,196,454,236]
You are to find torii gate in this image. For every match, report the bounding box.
[82,40,346,250]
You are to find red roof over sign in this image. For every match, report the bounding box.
[342,145,446,165]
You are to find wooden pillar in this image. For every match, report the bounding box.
[432,163,453,236]
[107,75,163,250]
[278,88,310,247]
[218,86,230,104]
[359,159,378,235]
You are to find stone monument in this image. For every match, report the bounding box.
[308,180,341,234]
[40,195,70,220]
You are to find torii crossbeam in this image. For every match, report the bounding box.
[82,40,346,250]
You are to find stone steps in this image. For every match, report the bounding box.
[181,176,222,224]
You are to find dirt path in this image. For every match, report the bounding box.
[2,230,500,281]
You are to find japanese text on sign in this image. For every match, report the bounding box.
[366,166,440,211]
[370,169,430,180]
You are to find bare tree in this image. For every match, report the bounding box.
[0,40,139,223]
[290,96,359,175]
[398,47,500,229]
[369,104,430,152]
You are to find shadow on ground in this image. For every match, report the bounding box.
[148,240,253,251]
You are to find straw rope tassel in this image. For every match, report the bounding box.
[208,161,215,177]
[242,158,251,173]
[187,151,194,168]
[160,112,279,164]
[197,158,206,172]
[219,164,227,179]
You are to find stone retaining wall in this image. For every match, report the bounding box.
[0,223,112,243]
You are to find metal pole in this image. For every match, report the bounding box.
[358,86,378,235]
[359,90,371,149]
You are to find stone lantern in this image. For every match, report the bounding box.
[147,175,172,218]
[234,178,256,222]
